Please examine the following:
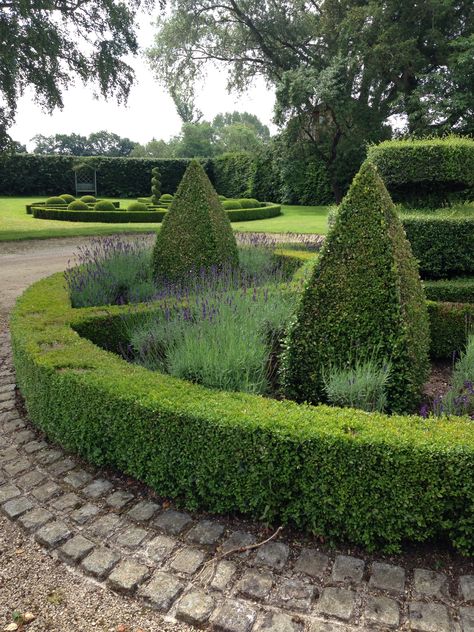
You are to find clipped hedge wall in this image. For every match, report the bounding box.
[427,300,474,360]
[32,203,281,224]
[212,152,256,198]
[367,137,474,207]
[10,272,474,554]
[0,154,213,198]
[402,215,474,278]
[424,278,474,304]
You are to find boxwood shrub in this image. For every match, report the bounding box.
[10,272,474,554]
[424,278,474,304]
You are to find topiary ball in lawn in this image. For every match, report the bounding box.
[238,198,260,208]
[46,196,66,205]
[94,200,116,211]
[282,162,430,413]
[80,195,96,203]
[68,200,89,210]
[153,160,239,282]
[222,199,242,210]
[59,194,75,204]
[127,201,148,212]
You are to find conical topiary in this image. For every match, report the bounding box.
[152,160,239,282]
[282,162,430,413]
[151,167,161,205]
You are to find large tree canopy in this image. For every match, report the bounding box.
[0,0,152,151]
[31,130,137,156]
[147,0,474,199]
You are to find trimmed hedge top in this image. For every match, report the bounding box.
[10,271,474,554]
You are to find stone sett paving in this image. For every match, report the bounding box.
[0,328,473,632]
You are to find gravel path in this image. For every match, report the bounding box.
[0,236,472,632]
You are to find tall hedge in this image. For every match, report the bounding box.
[212,152,256,198]
[367,137,474,207]
[153,160,238,282]
[283,163,430,413]
[0,154,213,198]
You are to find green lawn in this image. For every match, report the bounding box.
[0,197,330,241]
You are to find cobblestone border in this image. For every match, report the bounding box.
[1,328,473,632]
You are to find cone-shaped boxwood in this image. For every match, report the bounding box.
[283,163,430,413]
[153,160,238,282]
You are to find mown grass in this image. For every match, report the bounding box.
[0,197,330,241]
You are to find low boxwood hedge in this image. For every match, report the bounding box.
[424,278,474,304]
[10,272,474,554]
[26,200,120,214]
[31,203,282,224]
[427,300,474,360]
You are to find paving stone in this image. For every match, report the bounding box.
[210,560,237,591]
[81,546,120,579]
[170,547,206,575]
[369,562,405,593]
[147,534,177,562]
[16,469,46,489]
[331,555,365,584]
[126,500,160,522]
[31,481,61,502]
[63,469,93,489]
[58,534,95,564]
[461,576,474,602]
[106,490,135,510]
[4,457,32,476]
[294,548,329,578]
[23,440,47,454]
[115,525,148,549]
[83,478,113,499]
[15,429,35,445]
[364,595,400,628]
[70,502,100,525]
[47,457,76,477]
[211,600,257,632]
[186,519,225,546]
[237,570,274,600]
[317,588,357,621]
[255,612,303,632]
[107,559,150,594]
[35,520,72,549]
[221,531,256,557]
[36,448,63,465]
[0,483,20,504]
[3,419,24,433]
[413,569,449,598]
[51,492,82,512]
[254,542,289,571]
[176,589,215,625]
[139,571,184,611]
[460,606,474,632]
[154,509,191,534]
[273,578,315,612]
[18,507,53,532]
[409,601,451,632]
[1,496,35,519]
[309,622,352,632]
[89,513,122,539]
[0,446,19,462]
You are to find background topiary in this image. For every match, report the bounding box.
[151,167,161,205]
[283,162,430,413]
[45,196,66,205]
[222,199,242,210]
[94,200,116,211]
[59,194,75,204]
[153,160,239,282]
[80,195,96,203]
[68,200,89,210]
[127,201,149,212]
[238,198,260,208]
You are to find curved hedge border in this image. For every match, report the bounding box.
[11,272,474,554]
[30,203,281,224]
[26,200,121,215]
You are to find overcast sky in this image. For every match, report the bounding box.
[10,9,276,150]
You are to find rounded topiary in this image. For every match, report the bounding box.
[218,195,227,200]
[153,160,239,282]
[46,196,66,205]
[137,197,152,204]
[238,198,260,208]
[151,167,161,205]
[68,200,89,210]
[222,199,242,210]
[127,202,148,212]
[80,195,97,203]
[59,194,75,204]
[283,162,430,413]
[160,193,174,203]
[94,200,116,211]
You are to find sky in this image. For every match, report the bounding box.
[9,9,276,151]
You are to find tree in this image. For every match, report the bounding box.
[0,0,152,152]
[31,131,138,156]
[87,131,136,156]
[213,112,270,142]
[148,0,474,200]
[175,121,217,157]
[130,138,178,158]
